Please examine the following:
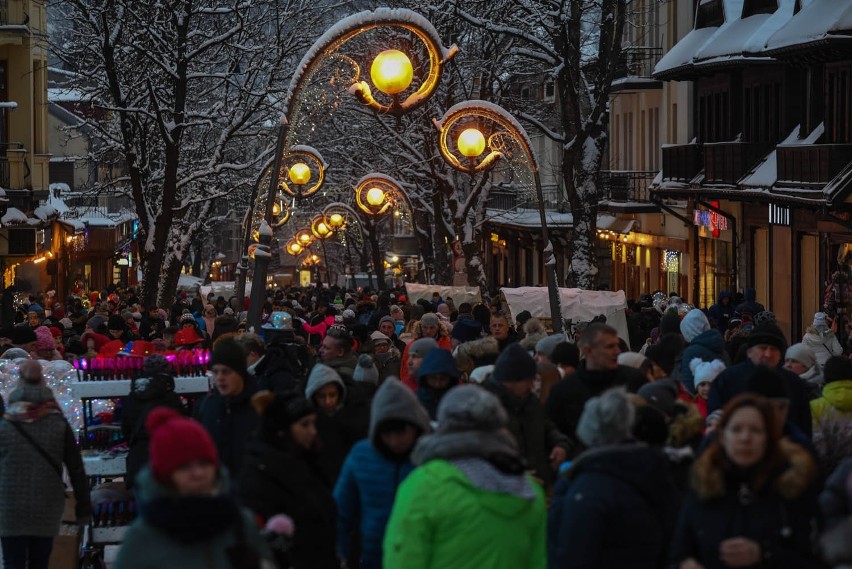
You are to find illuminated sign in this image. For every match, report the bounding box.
[693,210,728,233]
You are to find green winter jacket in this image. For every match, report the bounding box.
[383,459,546,569]
[812,380,852,474]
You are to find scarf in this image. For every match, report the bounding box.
[4,399,63,423]
[413,429,526,474]
[144,493,243,544]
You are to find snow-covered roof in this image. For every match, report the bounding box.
[76,210,136,228]
[47,87,87,103]
[654,0,800,78]
[694,0,795,64]
[1,208,28,225]
[765,0,852,52]
[483,209,639,234]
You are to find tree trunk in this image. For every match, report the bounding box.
[431,192,454,285]
[158,255,183,309]
[367,223,386,291]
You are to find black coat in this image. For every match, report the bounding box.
[239,440,338,569]
[121,373,184,490]
[252,342,303,394]
[193,384,259,480]
[669,440,820,569]
[315,399,370,485]
[707,359,813,438]
[546,362,647,456]
[548,443,675,569]
[483,379,571,485]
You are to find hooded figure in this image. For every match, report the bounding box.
[708,291,733,332]
[416,348,461,420]
[678,309,728,394]
[549,388,675,569]
[734,287,765,317]
[305,364,367,484]
[334,379,431,569]
[383,386,547,569]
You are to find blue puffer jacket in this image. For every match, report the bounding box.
[548,443,675,569]
[334,378,431,569]
[679,329,728,394]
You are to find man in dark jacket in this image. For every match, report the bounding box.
[238,331,302,393]
[483,343,570,486]
[194,338,259,479]
[708,290,733,332]
[734,287,765,317]
[708,322,813,438]
[546,324,647,457]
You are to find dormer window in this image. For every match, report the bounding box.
[696,0,724,29]
[521,86,531,99]
[742,0,778,17]
[544,80,555,102]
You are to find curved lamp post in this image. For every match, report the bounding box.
[433,100,565,333]
[245,8,455,329]
[353,173,411,291]
[310,214,335,285]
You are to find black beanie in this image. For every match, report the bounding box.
[108,314,126,331]
[210,338,248,379]
[258,393,315,444]
[746,365,790,400]
[11,326,37,346]
[645,333,686,376]
[492,343,538,382]
[745,322,787,353]
[824,356,852,384]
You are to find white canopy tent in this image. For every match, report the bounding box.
[500,287,630,342]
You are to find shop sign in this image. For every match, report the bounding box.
[693,210,728,233]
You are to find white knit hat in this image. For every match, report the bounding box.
[680,309,711,343]
[690,358,726,386]
[813,312,829,329]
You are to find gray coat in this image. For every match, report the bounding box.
[0,384,91,536]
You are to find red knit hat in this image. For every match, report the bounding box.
[146,408,219,482]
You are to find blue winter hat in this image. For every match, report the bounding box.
[450,318,482,343]
[416,349,460,381]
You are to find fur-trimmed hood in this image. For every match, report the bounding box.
[668,401,705,448]
[691,437,816,501]
[454,336,500,375]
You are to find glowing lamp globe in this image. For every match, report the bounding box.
[366,187,387,207]
[317,222,331,237]
[458,128,486,158]
[288,162,311,185]
[271,201,282,217]
[286,240,302,255]
[328,213,345,229]
[297,230,313,245]
[370,50,414,96]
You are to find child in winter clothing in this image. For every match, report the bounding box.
[689,358,726,418]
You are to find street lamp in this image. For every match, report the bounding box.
[285,240,303,256]
[246,8,456,329]
[353,173,412,291]
[434,101,566,333]
[311,214,335,285]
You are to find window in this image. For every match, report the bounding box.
[697,77,732,142]
[743,0,778,17]
[544,80,555,101]
[742,72,783,142]
[826,62,852,143]
[696,0,724,29]
[520,86,531,99]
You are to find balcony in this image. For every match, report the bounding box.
[0,0,29,27]
[611,46,663,92]
[704,142,771,185]
[487,184,564,210]
[662,143,703,182]
[600,171,656,201]
[776,144,852,186]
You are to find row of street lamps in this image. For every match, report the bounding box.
[243,8,564,333]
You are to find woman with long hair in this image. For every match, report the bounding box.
[670,393,819,569]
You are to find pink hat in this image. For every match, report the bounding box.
[34,326,55,352]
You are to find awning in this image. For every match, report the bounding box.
[598,215,638,234]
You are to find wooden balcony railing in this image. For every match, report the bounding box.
[600,170,657,201]
[776,144,852,185]
[614,46,663,80]
[662,144,703,182]
[704,142,771,185]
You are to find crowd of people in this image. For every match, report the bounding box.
[2,284,852,568]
